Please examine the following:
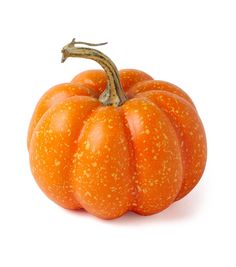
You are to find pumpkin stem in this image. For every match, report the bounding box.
[61,39,127,106]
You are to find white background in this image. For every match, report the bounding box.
[0,0,235,266]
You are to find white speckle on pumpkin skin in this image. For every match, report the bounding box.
[85,191,91,197]
[54,159,61,166]
[91,162,97,167]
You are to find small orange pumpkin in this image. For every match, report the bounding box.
[28,39,207,219]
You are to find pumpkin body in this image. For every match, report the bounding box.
[28,69,207,219]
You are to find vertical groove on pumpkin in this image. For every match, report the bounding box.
[139,91,207,200]
[119,108,139,211]
[68,98,101,209]
[137,96,184,199]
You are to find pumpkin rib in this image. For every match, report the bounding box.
[67,106,101,214]
[136,92,190,198]
[28,94,97,148]
[127,80,195,108]
[29,96,100,210]
[122,98,183,215]
[136,90,207,200]
[136,89,196,113]
[135,97,184,203]
[140,94,187,187]
[27,83,96,148]
[137,89,194,109]
[67,100,102,210]
[119,69,153,91]
[71,69,107,95]
[71,106,134,219]
[138,98,184,209]
[119,107,139,211]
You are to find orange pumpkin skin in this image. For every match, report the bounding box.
[28,67,207,219]
[70,69,153,94]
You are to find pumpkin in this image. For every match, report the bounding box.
[28,39,207,219]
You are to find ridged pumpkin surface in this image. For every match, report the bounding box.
[28,68,207,219]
